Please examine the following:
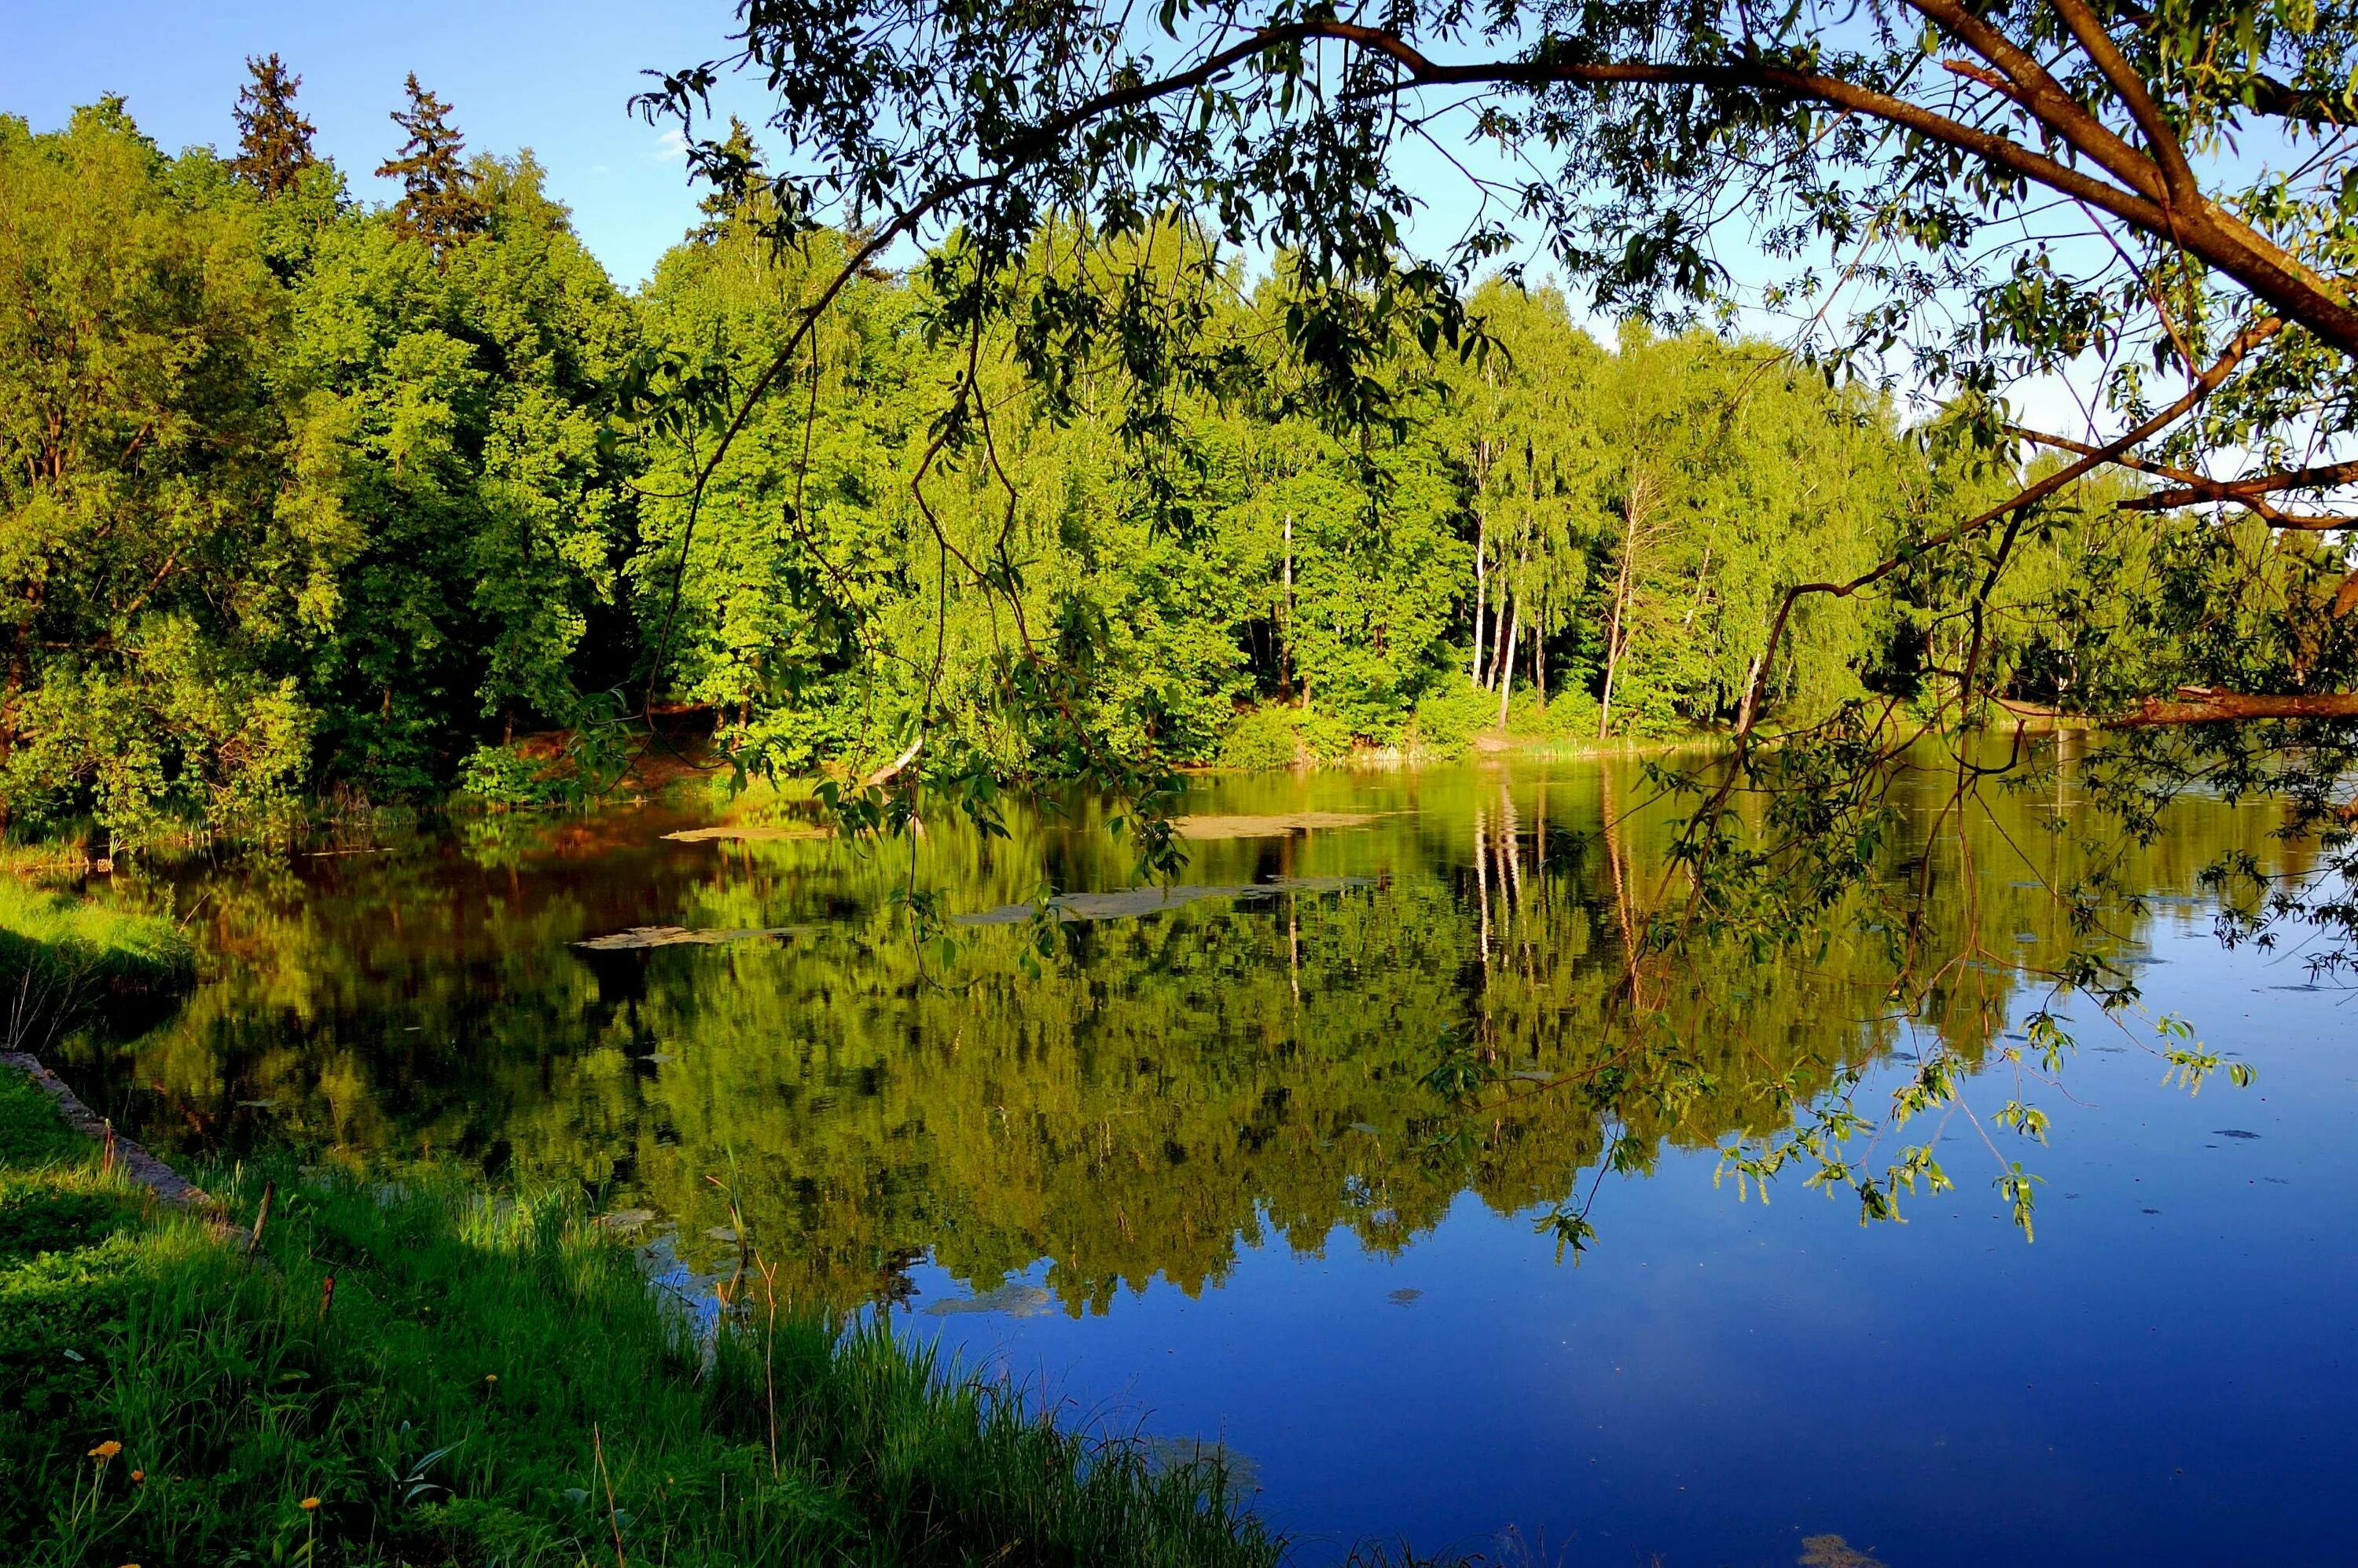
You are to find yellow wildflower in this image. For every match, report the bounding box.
[87,1440,122,1461]
[300,1496,321,1511]
[130,1470,145,1484]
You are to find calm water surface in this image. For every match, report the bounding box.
[59,758,2358,1566]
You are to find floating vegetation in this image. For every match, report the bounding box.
[1170,811,1386,839]
[662,823,834,843]
[956,875,1367,927]
[573,924,803,950]
[922,1280,1060,1318]
[1140,1435,1262,1504]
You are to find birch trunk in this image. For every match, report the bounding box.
[1599,472,1649,740]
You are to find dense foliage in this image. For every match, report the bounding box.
[4,80,2235,848]
[0,91,639,840]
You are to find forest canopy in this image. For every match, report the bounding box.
[0,72,2259,847]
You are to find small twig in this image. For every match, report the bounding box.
[593,1423,628,1568]
[247,1181,275,1258]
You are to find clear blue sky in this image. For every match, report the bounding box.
[2,1,768,287]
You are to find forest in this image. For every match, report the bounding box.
[8,61,2305,846]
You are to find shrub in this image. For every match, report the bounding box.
[1537,690,1604,740]
[454,743,562,809]
[1296,708,1358,762]
[1407,684,1495,758]
[1218,707,1303,770]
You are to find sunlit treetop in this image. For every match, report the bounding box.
[379,72,488,261]
[638,1,2358,473]
[227,52,317,199]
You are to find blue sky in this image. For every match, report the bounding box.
[5,3,1546,292]
[2,1,766,286]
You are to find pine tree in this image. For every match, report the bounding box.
[376,73,486,258]
[692,117,769,240]
[228,53,318,196]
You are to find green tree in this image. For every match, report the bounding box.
[633,0,2358,971]
[296,155,638,794]
[0,104,350,839]
[226,53,315,197]
[377,74,485,260]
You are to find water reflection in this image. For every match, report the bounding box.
[64,752,2301,1316]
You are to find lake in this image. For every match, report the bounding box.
[56,753,2358,1566]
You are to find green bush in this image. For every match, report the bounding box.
[454,744,562,809]
[1218,707,1303,770]
[1407,684,1496,758]
[1537,690,1604,740]
[1296,708,1358,761]
[1500,686,1549,736]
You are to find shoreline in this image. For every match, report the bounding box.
[0,1050,1287,1567]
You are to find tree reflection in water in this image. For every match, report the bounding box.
[69,749,2297,1312]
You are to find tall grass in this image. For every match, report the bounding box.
[0,1067,1278,1567]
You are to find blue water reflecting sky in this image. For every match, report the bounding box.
[905,913,2355,1566]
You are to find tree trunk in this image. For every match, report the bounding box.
[2111,689,2358,725]
[1495,590,1522,731]
[1599,473,1648,741]
[1471,505,1487,687]
[1485,557,1507,688]
[1735,652,1764,733]
[1280,510,1295,699]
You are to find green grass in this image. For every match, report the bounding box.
[0,1067,1278,1567]
[0,879,194,1045]
[0,879,189,976]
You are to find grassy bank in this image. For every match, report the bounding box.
[0,1067,1275,1567]
[0,879,194,1048]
